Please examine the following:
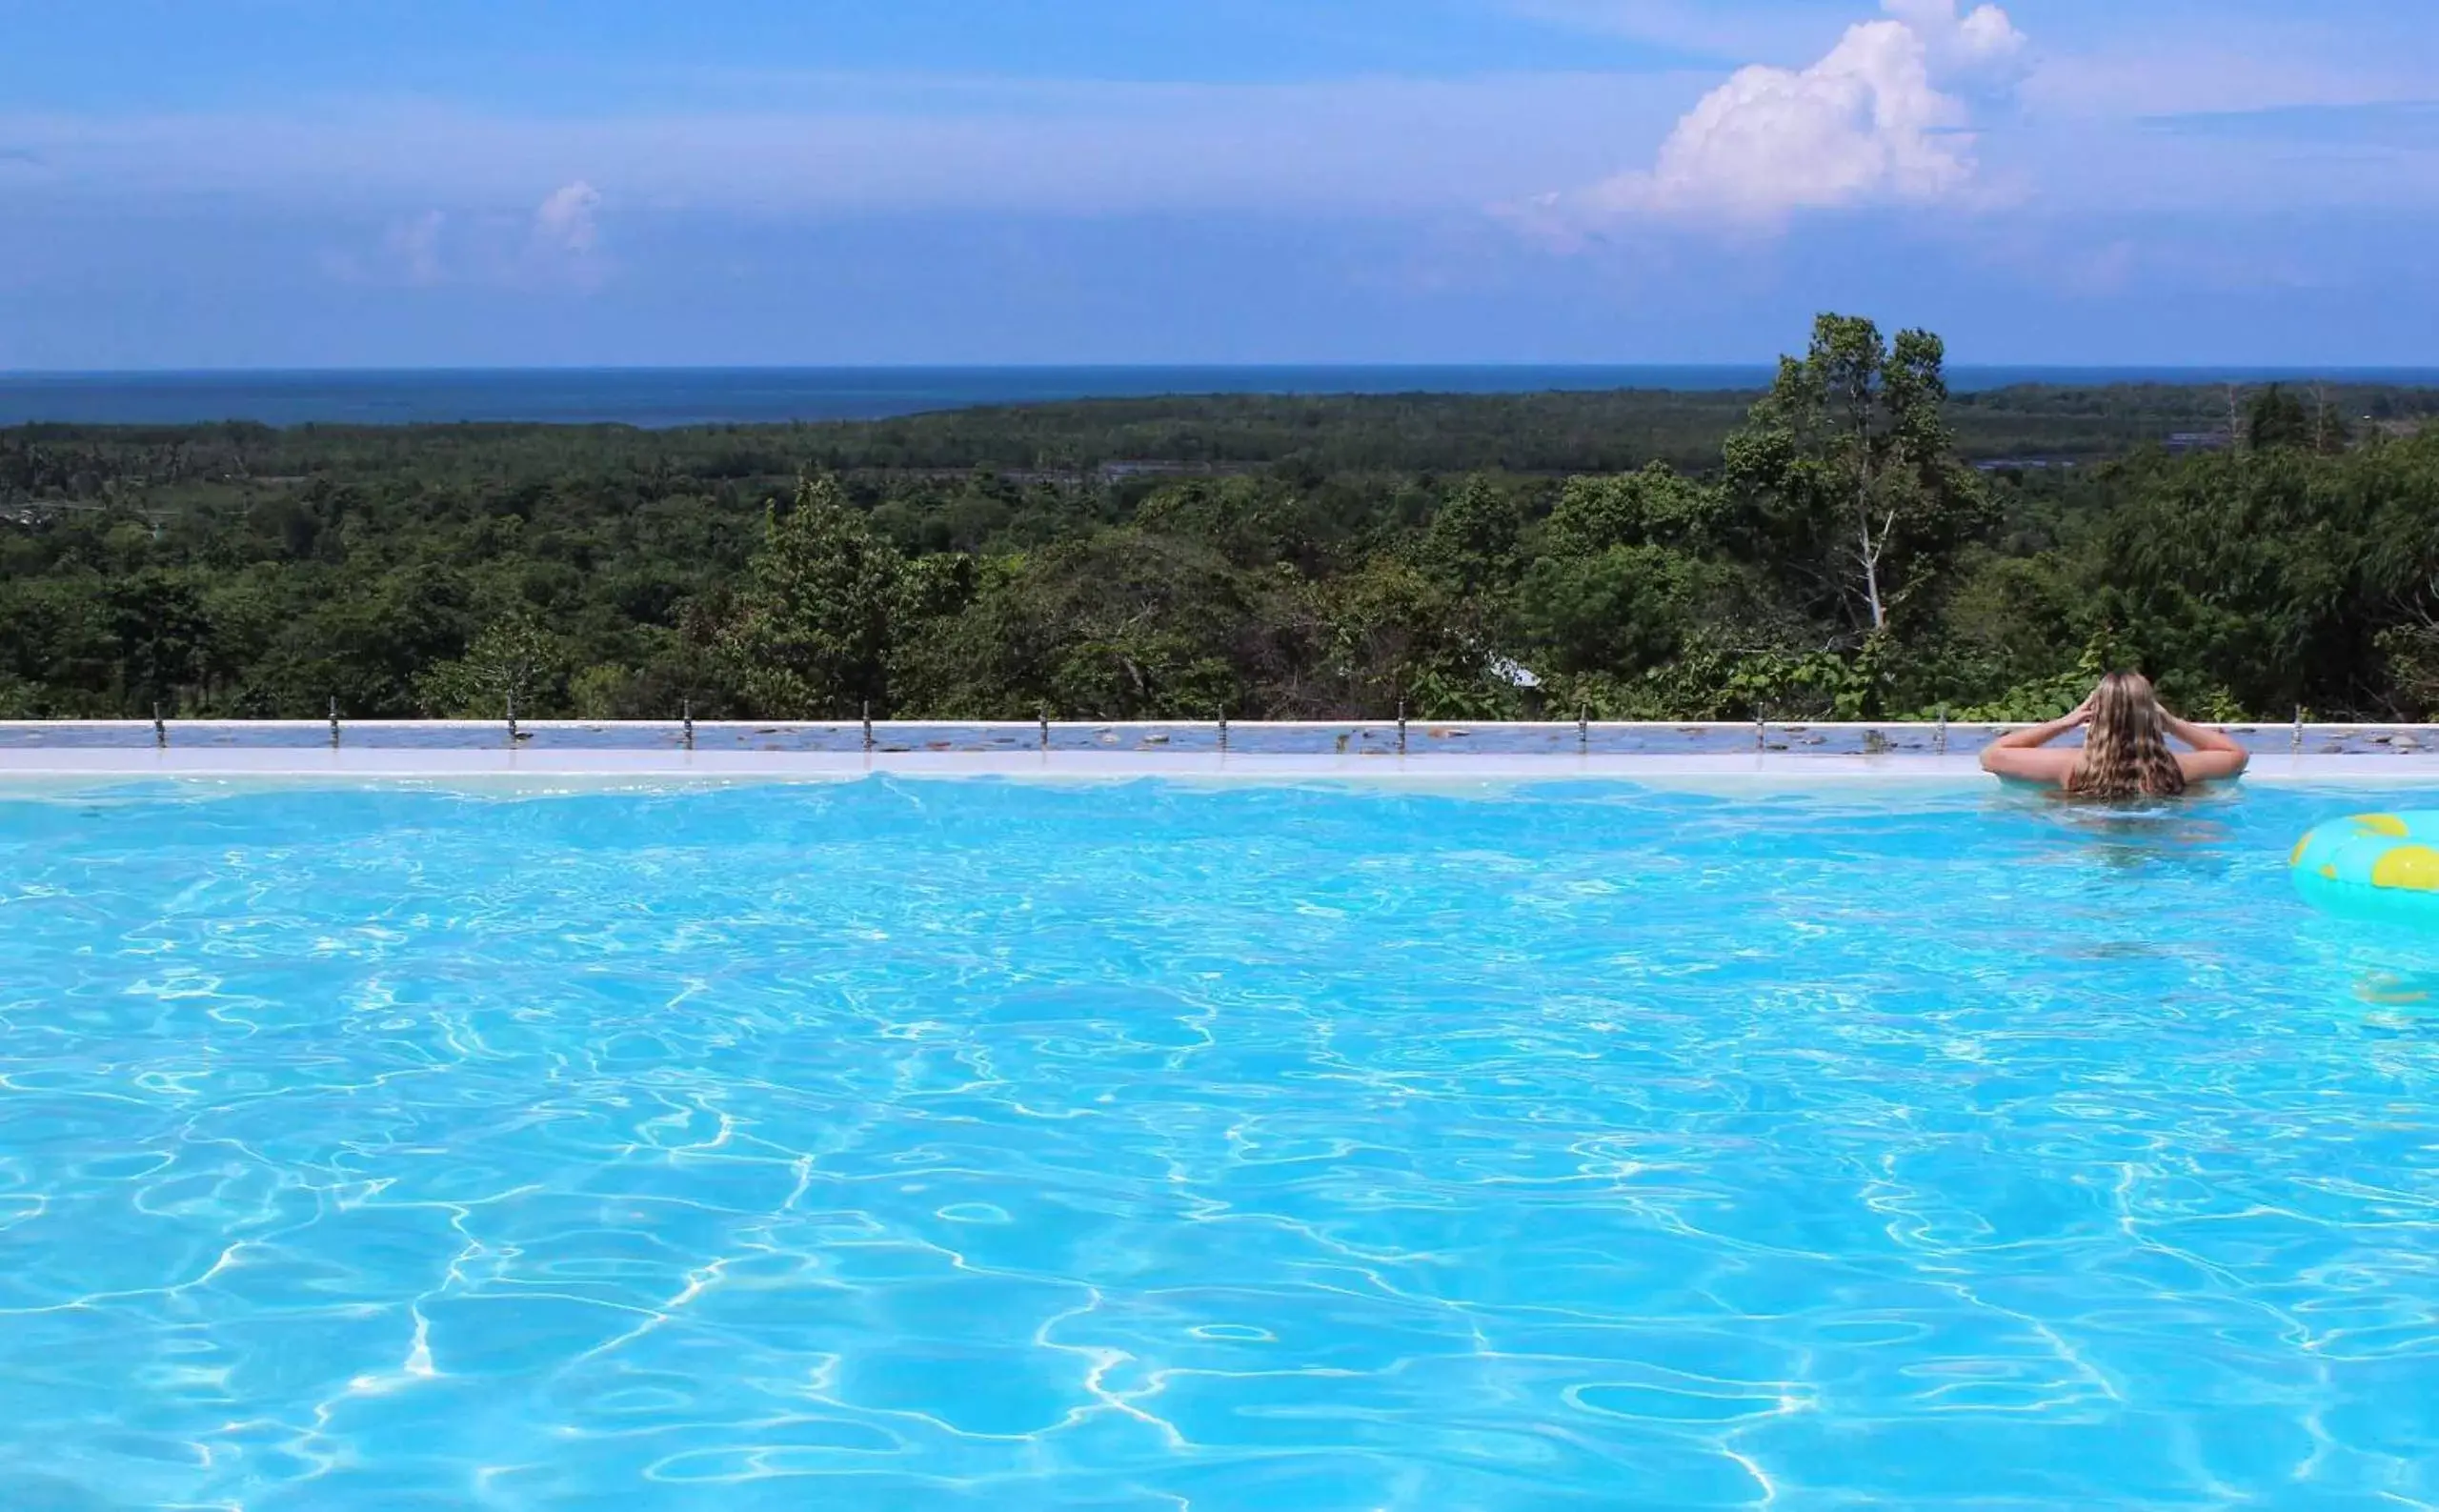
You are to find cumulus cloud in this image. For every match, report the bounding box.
[322,188,607,290]
[532,180,601,256]
[1525,0,2026,232]
[520,179,606,288]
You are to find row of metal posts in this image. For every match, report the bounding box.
[129,703,2327,755]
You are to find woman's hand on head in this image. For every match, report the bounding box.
[2066,694,2097,728]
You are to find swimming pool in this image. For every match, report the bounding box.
[3,776,2435,1507]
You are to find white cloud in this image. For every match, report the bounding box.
[7,29,2429,254]
[1884,0,2022,80]
[520,179,607,289]
[1523,0,2026,232]
[532,180,600,256]
[321,190,611,291]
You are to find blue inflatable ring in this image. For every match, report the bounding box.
[2292,812,2439,926]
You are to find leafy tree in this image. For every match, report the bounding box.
[414,616,570,718]
[1515,546,1746,681]
[2245,385,2315,454]
[106,570,212,712]
[303,564,480,717]
[716,475,905,716]
[2245,383,2352,455]
[897,530,1264,719]
[1542,464,1735,557]
[1724,314,1995,637]
[1418,474,1525,597]
[1311,555,1492,716]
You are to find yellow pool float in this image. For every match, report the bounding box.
[2291,813,2439,925]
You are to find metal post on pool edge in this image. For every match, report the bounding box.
[1397,699,1407,756]
[682,698,694,751]
[863,701,874,754]
[2294,706,2304,753]
[153,703,166,749]
[330,696,340,749]
[1936,704,1947,756]
[1579,705,1589,753]
[1219,707,1228,754]
[1039,705,1050,752]
[507,692,517,744]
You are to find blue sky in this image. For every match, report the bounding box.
[2,0,2434,368]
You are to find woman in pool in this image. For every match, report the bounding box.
[1979,672,2249,796]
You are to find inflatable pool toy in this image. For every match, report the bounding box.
[2291,812,2439,927]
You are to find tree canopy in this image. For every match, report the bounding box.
[6,316,2439,724]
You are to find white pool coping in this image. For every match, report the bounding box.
[4,746,2438,790]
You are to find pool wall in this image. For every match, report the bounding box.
[6,720,2439,784]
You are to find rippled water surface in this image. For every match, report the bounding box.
[4,777,2437,1509]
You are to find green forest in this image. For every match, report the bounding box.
[7,315,2439,724]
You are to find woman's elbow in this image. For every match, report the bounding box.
[1980,749,2027,778]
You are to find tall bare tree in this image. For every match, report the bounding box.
[1723,313,1992,639]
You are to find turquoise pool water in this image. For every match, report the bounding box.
[3,777,2436,1508]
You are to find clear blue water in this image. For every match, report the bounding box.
[3,776,2436,1509]
[5,366,2438,428]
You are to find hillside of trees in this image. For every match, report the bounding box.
[6,320,2438,724]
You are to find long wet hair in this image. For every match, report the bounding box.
[2067,672,2187,798]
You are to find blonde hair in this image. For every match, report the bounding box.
[2068,672,2187,798]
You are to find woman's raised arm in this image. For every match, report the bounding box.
[2162,710,2249,780]
[1979,697,2093,780]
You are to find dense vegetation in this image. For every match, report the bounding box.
[6,319,2438,723]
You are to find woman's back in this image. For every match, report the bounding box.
[1979,674,2249,793]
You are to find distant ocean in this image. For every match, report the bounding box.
[4,366,2436,429]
